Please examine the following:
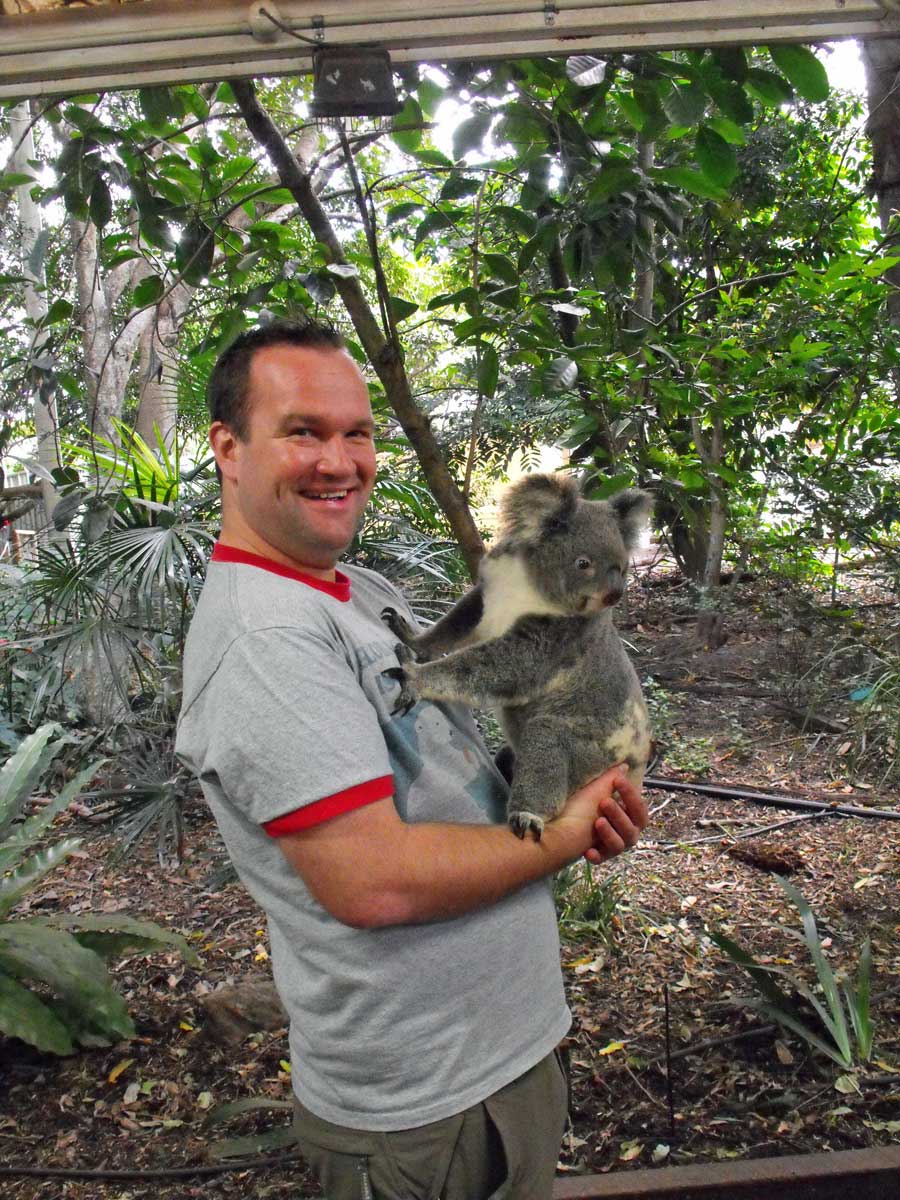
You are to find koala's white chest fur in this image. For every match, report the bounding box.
[474,555,568,642]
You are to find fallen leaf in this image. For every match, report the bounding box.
[107,1058,134,1085]
[834,1074,861,1095]
[597,1041,626,1056]
[775,1040,794,1065]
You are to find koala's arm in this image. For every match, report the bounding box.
[396,616,586,711]
[383,586,484,660]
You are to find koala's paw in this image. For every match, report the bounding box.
[381,606,413,643]
[508,810,545,841]
[382,647,417,715]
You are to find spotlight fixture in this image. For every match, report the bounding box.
[310,46,402,129]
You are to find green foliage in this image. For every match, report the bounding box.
[709,876,875,1068]
[0,726,200,1055]
[849,654,900,785]
[555,862,624,946]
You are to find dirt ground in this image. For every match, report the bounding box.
[2,560,899,1198]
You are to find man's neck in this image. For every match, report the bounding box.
[217,525,338,582]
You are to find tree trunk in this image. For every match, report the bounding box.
[70,217,156,446]
[861,37,900,397]
[135,282,193,451]
[231,78,485,578]
[10,102,62,531]
[691,413,728,649]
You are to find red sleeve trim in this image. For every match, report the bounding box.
[262,775,394,837]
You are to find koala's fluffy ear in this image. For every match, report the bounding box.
[496,473,579,543]
[608,488,654,550]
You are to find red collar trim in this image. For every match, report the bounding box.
[212,542,351,601]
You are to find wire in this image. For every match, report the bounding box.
[257,6,323,48]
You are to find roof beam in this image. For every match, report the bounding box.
[0,0,897,97]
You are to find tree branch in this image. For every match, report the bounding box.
[230,78,485,577]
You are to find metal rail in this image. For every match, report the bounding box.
[552,1144,900,1198]
[0,0,898,98]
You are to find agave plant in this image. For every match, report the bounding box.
[0,724,200,1055]
[709,875,874,1068]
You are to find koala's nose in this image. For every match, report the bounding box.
[602,586,624,607]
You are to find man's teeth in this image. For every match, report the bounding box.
[305,491,348,499]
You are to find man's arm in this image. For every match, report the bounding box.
[275,767,646,929]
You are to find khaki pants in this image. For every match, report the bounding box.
[293,1049,569,1200]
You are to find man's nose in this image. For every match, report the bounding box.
[317,435,354,474]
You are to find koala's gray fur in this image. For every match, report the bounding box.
[382,473,653,840]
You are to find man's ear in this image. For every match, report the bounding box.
[209,422,239,483]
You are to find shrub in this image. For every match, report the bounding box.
[0,724,199,1055]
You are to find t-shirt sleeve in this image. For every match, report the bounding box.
[199,625,394,833]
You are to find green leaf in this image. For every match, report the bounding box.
[706,116,746,146]
[210,1126,297,1161]
[203,1097,293,1128]
[0,838,83,918]
[139,86,176,130]
[745,68,794,107]
[452,108,492,161]
[695,125,738,186]
[655,167,727,202]
[389,296,418,322]
[0,725,61,840]
[493,205,537,237]
[481,253,519,285]
[391,96,423,154]
[587,166,641,203]
[476,343,500,399]
[708,79,754,124]
[386,201,423,226]
[483,284,519,309]
[176,218,215,285]
[0,970,74,1055]
[0,923,134,1042]
[415,77,445,120]
[769,44,829,103]
[439,175,481,201]
[845,938,873,1061]
[132,275,166,308]
[662,81,707,126]
[776,876,851,1056]
[453,315,501,340]
[33,912,201,968]
[414,209,458,246]
[45,298,74,326]
[89,176,113,229]
[542,357,578,392]
[0,172,37,189]
[427,286,477,311]
[0,758,102,875]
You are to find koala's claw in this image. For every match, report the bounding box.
[381,606,412,644]
[508,810,545,841]
[382,662,416,716]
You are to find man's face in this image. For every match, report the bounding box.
[213,343,377,573]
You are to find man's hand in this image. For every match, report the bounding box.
[548,765,648,866]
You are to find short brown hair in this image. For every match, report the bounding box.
[207,319,345,439]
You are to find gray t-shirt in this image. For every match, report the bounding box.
[175,547,570,1131]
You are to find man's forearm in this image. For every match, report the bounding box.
[279,800,587,929]
[278,770,645,930]
[360,818,582,927]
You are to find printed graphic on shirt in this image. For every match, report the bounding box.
[354,635,507,824]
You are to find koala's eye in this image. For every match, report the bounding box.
[575,556,592,571]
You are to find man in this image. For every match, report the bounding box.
[176,320,648,1200]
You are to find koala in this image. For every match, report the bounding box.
[382,473,653,840]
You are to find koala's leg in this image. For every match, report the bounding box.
[382,587,484,661]
[506,723,571,841]
[388,633,542,714]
